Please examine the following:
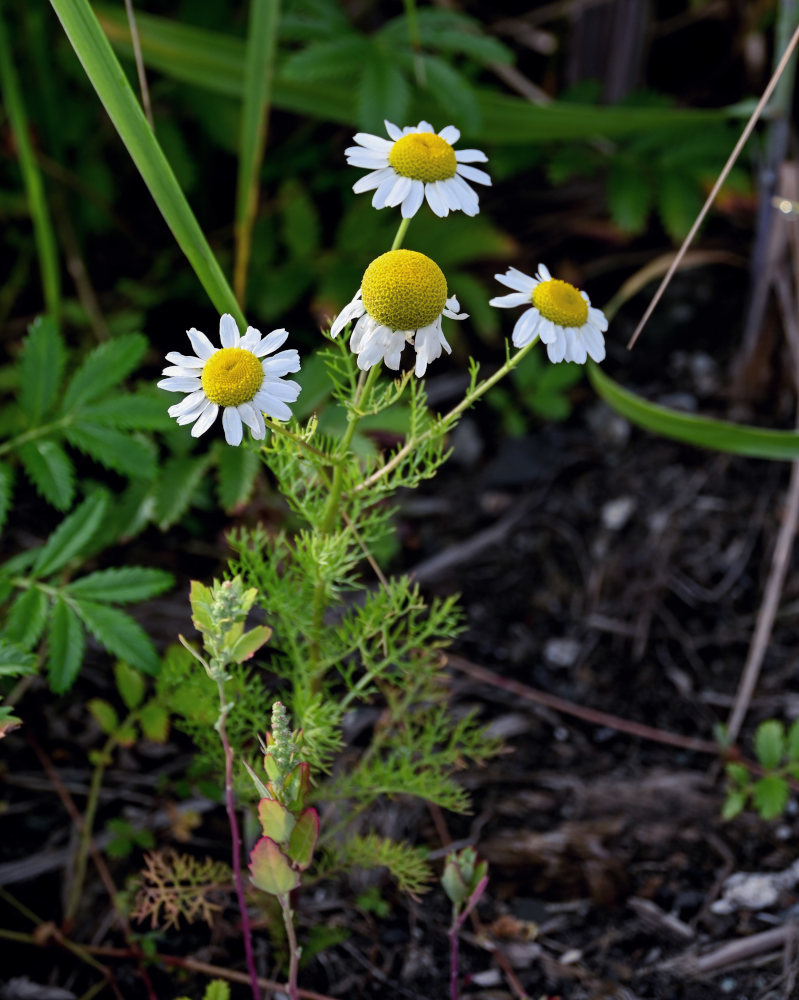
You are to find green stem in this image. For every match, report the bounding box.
[355,337,540,494]
[390,216,412,251]
[262,417,341,466]
[278,893,300,1000]
[0,415,74,457]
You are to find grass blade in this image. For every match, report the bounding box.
[48,0,245,327]
[235,0,281,307]
[0,4,61,320]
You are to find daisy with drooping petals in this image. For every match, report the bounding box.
[158,314,301,446]
[330,249,467,377]
[489,264,608,364]
[346,120,490,219]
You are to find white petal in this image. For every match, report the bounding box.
[582,325,606,362]
[435,179,461,212]
[546,333,567,363]
[350,313,377,352]
[537,263,552,281]
[416,120,434,133]
[255,328,289,356]
[165,351,204,368]
[384,120,403,140]
[219,314,240,348]
[187,328,216,360]
[565,329,587,364]
[161,364,200,378]
[512,310,538,348]
[262,377,300,403]
[444,295,468,320]
[456,163,491,186]
[538,318,557,344]
[353,166,395,193]
[384,174,413,207]
[351,132,394,152]
[240,326,261,351]
[438,124,460,144]
[494,268,536,293]
[222,407,243,446]
[168,390,207,418]
[454,148,488,163]
[191,402,219,436]
[450,174,480,215]
[372,173,399,209]
[402,179,425,218]
[331,292,365,338]
[255,391,292,421]
[157,375,203,392]
[383,330,407,370]
[424,182,449,217]
[263,349,301,377]
[489,291,531,309]
[345,149,391,169]
[589,306,609,332]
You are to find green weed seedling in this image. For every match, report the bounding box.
[723,719,799,821]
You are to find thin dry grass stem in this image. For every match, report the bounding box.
[124,0,153,129]
[725,165,799,745]
[627,22,799,350]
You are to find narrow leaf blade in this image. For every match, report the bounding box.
[73,599,159,675]
[47,598,86,694]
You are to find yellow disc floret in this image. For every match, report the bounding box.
[388,132,457,183]
[201,348,263,407]
[361,250,448,331]
[532,278,588,328]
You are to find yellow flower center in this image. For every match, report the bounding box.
[532,278,588,328]
[201,348,263,407]
[361,249,448,331]
[388,132,457,183]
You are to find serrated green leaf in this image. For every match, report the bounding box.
[5,587,49,650]
[721,791,746,820]
[422,55,480,132]
[357,49,409,133]
[155,454,212,529]
[0,460,13,532]
[72,599,159,675]
[47,599,86,694]
[753,775,789,820]
[18,317,65,423]
[64,423,157,479]
[81,395,173,430]
[754,720,785,770]
[139,701,169,742]
[0,638,37,677]
[88,697,119,734]
[61,333,147,412]
[788,719,799,761]
[215,439,260,512]
[34,492,108,578]
[608,159,653,233]
[249,836,300,896]
[67,567,173,604]
[280,36,367,82]
[115,660,145,709]
[18,439,75,510]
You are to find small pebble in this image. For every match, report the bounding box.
[544,637,581,668]
[720,978,737,994]
[601,496,636,531]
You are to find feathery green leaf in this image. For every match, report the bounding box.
[4,586,50,651]
[73,599,159,675]
[64,423,157,479]
[67,566,173,604]
[18,439,75,510]
[61,334,147,412]
[18,317,65,424]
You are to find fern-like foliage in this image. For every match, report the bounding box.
[130,849,231,929]
[321,834,432,898]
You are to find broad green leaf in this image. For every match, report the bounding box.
[61,334,147,412]
[5,587,49,650]
[608,159,653,233]
[17,317,65,423]
[754,720,785,770]
[215,441,260,512]
[203,981,230,1000]
[115,660,145,709]
[421,55,480,133]
[229,625,272,664]
[154,454,212,530]
[287,807,318,870]
[257,798,296,843]
[116,722,138,746]
[67,566,173,604]
[72,599,159,675]
[725,762,750,787]
[139,701,169,742]
[0,638,37,677]
[280,36,367,82]
[64,423,157,479]
[753,775,789,820]
[34,492,109,578]
[47,599,86,694]
[588,363,799,460]
[357,48,409,133]
[49,0,245,327]
[249,836,300,896]
[788,719,799,761]
[88,697,119,734]
[721,791,746,821]
[657,169,704,241]
[18,439,75,510]
[0,460,13,532]
[81,395,173,430]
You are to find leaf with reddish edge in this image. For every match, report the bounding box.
[285,761,310,809]
[249,837,300,896]
[287,808,319,870]
[189,580,213,632]
[258,797,296,844]
[229,624,272,663]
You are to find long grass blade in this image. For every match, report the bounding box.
[234,0,281,307]
[0,5,61,321]
[49,0,245,328]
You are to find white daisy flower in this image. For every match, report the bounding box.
[158,314,301,446]
[330,249,467,378]
[489,264,608,364]
[346,120,490,219]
